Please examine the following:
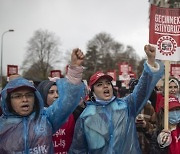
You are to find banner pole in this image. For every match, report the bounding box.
[164,60,170,130]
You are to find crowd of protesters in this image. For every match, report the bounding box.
[0,48,85,153]
[0,45,179,154]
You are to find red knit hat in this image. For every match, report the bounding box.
[161,96,180,111]
[89,71,113,89]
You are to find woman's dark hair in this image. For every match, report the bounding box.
[6,92,40,120]
[88,82,117,102]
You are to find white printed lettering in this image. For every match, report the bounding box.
[53,129,66,137]
[175,135,180,143]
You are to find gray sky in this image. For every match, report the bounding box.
[0,0,150,74]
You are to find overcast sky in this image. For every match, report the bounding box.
[0,0,150,74]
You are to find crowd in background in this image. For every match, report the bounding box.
[0,45,180,154]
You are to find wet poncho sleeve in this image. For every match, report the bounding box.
[126,60,164,117]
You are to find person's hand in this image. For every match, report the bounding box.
[71,48,84,66]
[144,44,156,67]
[157,130,172,148]
[141,119,146,128]
[136,120,146,128]
[135,115,146,128]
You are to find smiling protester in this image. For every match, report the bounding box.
[69,44,164,154]
[0,48,85,153]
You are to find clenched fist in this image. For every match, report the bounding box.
[71,48,84,66]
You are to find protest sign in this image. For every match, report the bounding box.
[149,4,180,61]
[149,4,180,130]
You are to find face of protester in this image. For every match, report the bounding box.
[169,81,179,97]
[93,78,113,101]
[156,80,163,93]
[47,85,59,106]
[10,88,35,116]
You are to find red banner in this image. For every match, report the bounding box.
[149,4,180,61]
[107,70,116,81]
[107,70,117,86]
[170,64,180,80]
[50,70,62,78]
[118,62,129,75]
[7,65,18,77]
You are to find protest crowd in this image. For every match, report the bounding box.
[1,2,180,152]
[0,42,179,154]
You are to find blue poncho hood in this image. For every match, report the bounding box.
[0,77,44,116]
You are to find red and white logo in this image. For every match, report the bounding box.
[157,36,177,56]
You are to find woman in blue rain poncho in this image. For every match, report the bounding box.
[0,48,85,154]
[69,45,164,154]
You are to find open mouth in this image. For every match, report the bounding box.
[170,92,176,95]
[21,104,30,111]
[104,90,110,96]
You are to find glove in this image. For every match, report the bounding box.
[157,130,172,148]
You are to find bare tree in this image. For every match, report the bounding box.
[83,32,141,81]
[150,0,180,8]
[83,32,124,80]
[21,29,61,80]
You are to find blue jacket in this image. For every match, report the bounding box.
[0,77,84,154]
[69,61,164,154]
